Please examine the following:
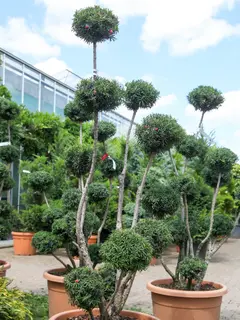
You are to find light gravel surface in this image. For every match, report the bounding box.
[1,240,240,319]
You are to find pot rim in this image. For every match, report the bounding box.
[43,268,67,283]
[0,260,11,270]
[147,278,228,298]
[49,308,159,320]
[11,231,35,236]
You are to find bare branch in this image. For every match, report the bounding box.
[183,194,194,257]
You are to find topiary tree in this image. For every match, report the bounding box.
[92,121,116,144]
[132,114,185,227]
[177,135,207,160]
[187,86,224,129]
[27,171,53,207]
[117,81,160,229]
[88,183,109,203]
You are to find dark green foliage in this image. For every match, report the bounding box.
[136,114,185,154]
[203,168,232,188]
[23,293,48,320]
[0,162,8,181]
[124,80,160,111]
[88,244,102,268]
[0,218,12,240]
[123,202,146,228]
[88,182,109,202]
[41,208,64,232]
[0,85,11,100]
[168,215,188,245]
[65,145,92,178]
[170,174,198,202]
[27,171,53,193]
[62,188,82,212]
[204,147,237,176]
[32,231,62,254]
[187,86,224,114]
[64,267,104,312]
[84,211,100,238]
[64,101,93,123]
[21,206,45,232]
[100,157,123,179]
[177,135,208,159]
[2,176,15,191]
[142,182,180,218]
[0,97,20,121]
[135,219,172,258]
[98,263,116,300]
[0,201,12,218]
[72,6,119,44]
[179,257,207,290]
[52,218,69,243]
[0,145,19,163]
[75,77,123,113]
[204,213,234,237]
[101,229,152,272]
[92,121,116,142]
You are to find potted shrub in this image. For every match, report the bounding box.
[144,87,236,320]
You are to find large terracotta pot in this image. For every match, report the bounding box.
[147,278,227,320]
[44,268,77,317]
[88,234,97,245]
[49,308,159,320]
[0,260,11,277]
[12,232,36,256]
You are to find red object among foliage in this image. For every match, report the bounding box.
[109,29,113,34]
[75,279,79,283]
[101,153,109,161]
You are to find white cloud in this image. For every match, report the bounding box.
[141,74,154,83]
[0,17,60,58]
[35,58,70,76]
[36,0,240,54]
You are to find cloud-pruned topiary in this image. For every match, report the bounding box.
[62,188,82,212]
[135,219,172,258]
[72,6,119,44]
[64,100,93,123]
[92,121,116,142]
[0,145,19,163]
[27,171,53,193]
[65,145,92,178]
[32,231,62,254]
[142,182,180,218]
[88,183,109,203]
[170,174,198,202]
[179,257,207,290]
[2,176,15,192]
[177,135,207,159]
[100,157,123,179]
[84,211,100,238]
[75,77,123,113]
[204,213,234,238]
[0,97,20,121]
[124,80,160,111]
[64,267,104,313]
[0,201,12,218]
[135,114,185,155]
[41,207,64,232]
[0,162,9,181]
[100,229,152,272]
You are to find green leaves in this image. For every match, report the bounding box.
[32,231,62,254]
[177,135,207,160]
[0,145,19,163]
[65,145,92,178]
[64,101,93,123]
[92,120,116,142]
[179,257,207,284]
[101,229,152,272]
[135,114,185,155]
[88,182,109,203]
[187,85,224,114]
[72,6,119,44]
[124,80,160,111]
[27,171,53,193]
[62,188,82,212]
[0,97,20,121]
[205,147,237,175]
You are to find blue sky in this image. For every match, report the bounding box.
[1,0,240,155]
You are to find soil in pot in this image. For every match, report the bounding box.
[147,278,227,320]
[67,315,138,320]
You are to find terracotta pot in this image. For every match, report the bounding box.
[0,260,11,277]
[12,232,36,256]
[150,257,157,266]
[176,246,180,253]
[147,279,227,320]
[44,268,77,317]
[88,234,97,245]
[49,308,159,320]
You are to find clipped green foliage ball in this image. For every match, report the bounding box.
[64,101,93,123]
[0,201,12,218]
[203,168,232,188]
[64,267,104,312]
[177,135,208,159]
[0,97,20,121]
[142,182,180,218]
[92,121,116,142]
[0,162,9,181]
[21,206,45,232]
[0,217,12,240]
[65,145,92,178]
[88,183,109,203]
[52,217,73,243]
[75,77,123,113]
[101,229,152,272]
[187,86,224,114]
[28,171,53,193]
[97,263,116,300]
[136,114,185,154]
[170,174,198,199]
[62,188,82,212]
[124,80,160,111]
[135,219,172,258]
[88,244,102,268]
[84,211,100,238]
[41,207,64,232]
[32,231,62,254]
[0,145,19,163]
[204,213,234,238]
[204,147,237,176]
[72,6,119,44]
[168,214,188,245]
[2,176,15,192]
[179,257,207,286]
[100,157,123,179]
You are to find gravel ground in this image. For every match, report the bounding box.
[1,239,240,319]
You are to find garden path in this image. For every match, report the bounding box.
[1,239,240,319]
